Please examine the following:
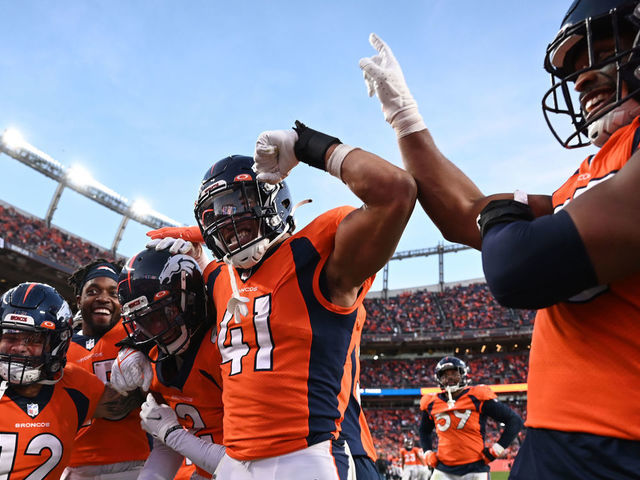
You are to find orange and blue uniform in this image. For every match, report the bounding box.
[511,117,640,479]
[66,322,150,469]
[401,446,424,467]
[420,385,522,476]
[149,325,224,479]
[204,206,374,461]
[0,363,104,479]
[340,315,380,479]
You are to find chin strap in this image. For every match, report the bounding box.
[445,386,456,408]
[224,256,249,325]
[262,198,312,253]
[224,198,312,324]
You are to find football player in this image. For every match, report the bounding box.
[418,356,522,480]
[112,248,225,480]
[0,282,136,479]
[339,311,382,480]
[146,120,417,479]
[360,0,640,477]
[400,437,425,480]
[62,259,150,480]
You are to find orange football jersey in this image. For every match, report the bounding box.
[341,315,377,461]
[401,447,424,467]
[67,322,151,467]
[527,117,640,440]
[204,207,374,460]
[420,385,496,465]
[0,363,104,479]
[149,325,223,478]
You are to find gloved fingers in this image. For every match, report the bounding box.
[369,33,396,62]
[144,392,158,408]
[256,172,286,184]
[146,226,173,240]
[145,238,162,250]
[359,57,385,78]
[141,362,153,392]
[168,238,193,255]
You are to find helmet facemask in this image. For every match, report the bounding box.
[543,1,640,148]
[122,288,198,361]
[0,325,69,385]
[196,180,289,269]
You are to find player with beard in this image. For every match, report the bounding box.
[62,260,150,480]
[0,282,137,479]
[360,1,640,477]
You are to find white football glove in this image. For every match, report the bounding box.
[359,33,426,138]
[146,237,194,255]
[140,393,182,443]
[110,348,153,396]
[254,129,299,184]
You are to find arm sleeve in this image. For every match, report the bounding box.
[137,438,183,480]
[164,428,226,474]
[418,411,435,451]
[481,399,524,448]
[481,209,598,309]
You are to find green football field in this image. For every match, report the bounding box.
[491,472,510,480]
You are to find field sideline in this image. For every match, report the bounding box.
[491,472,509,480]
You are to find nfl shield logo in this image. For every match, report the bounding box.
[27,403,39,418]
[86,338,95,350]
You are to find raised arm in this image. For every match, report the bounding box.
[360,33,553,249]
[254,121,416,307]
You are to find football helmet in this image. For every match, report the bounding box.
[434,356,470,392]
[403,437,414,450]
[118,249,207,361]
[194,155,295,269]
[0,283,72,385]
[543,0,640,148]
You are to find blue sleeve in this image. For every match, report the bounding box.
[419,411,435,451]
[481,399,524,448]
[481,209,598,309]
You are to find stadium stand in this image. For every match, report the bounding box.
[0,200,120,300]
[360,352,529,389]
[0,198,531,468]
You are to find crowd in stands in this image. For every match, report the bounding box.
[0,203,117,269]
[360,352,529,389]
[364,284,534,336]
[365,398,527,462]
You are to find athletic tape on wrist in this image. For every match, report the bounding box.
[326,144,356,180]
[392,106,426,138]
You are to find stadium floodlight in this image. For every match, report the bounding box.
[66,165,94,187]
[131,199,151,216]
[1,128,27,150]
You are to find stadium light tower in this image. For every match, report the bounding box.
[0,127,183,256]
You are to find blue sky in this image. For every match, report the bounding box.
[0,1,596,291]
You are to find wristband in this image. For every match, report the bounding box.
[477,199,534,238]
[293,120,341,171]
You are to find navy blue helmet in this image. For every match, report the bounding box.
[194,155,294,268]
[0,283,72,385]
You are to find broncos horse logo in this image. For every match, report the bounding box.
[159,254,199,285]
